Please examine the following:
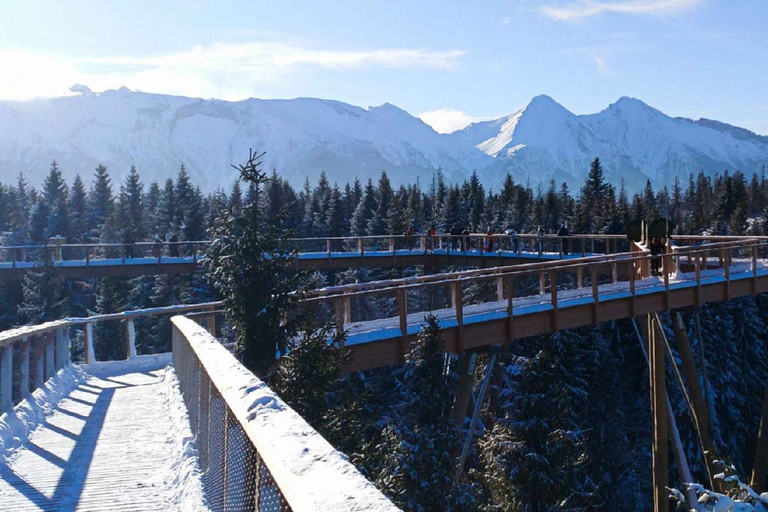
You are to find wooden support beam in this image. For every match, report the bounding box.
[334,298,345,337]
[0,344,13,412]
[591,266,599,325]
[629,260,637,318]
[397,289,408,362]
[670,312,717,488]
[551,270,559,332]
[17,338,30,400]
[85,323,95,364]
[648,315,669,512]
[44,336,55,381]
[206,306,217,337]
[452,283,464,352]
[451,352,477,423]
[752,383,768,492]
[505,276,515,344]
[126,318,137,359]
[538,269,546,295]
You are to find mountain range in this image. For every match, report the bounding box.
[1,86,766,193]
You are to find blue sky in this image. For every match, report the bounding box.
[1,0,766,133]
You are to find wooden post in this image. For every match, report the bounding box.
[591,265,599,325]
[611,261,618,284]
[695,251,702,308]
[32,337,45,390]
[358,237,364,259]
[724,248,731,300]
[333,298,345,336]
[18,338,29,399]
[752,245,759,295]
[206,307,217,336]
[551,270,559,332]
[581,239,586,257]
[397,289,408,361]
[752,384,768,492]
[649,315,669,512]
[671,312,717,488]
[55,327,70,370]
[343,295,352,324]
[452,352,477,422]
[505,276,515,343]
[126,318,137,359]
[85,323,96,364]
[629,260,637,317]
[495,276,504,302]
[452,283,464,352]
[538,269,546,295]
[577,266,583,289]
[44,336,55,381]
[0,344,13,412]
[327,239,332,268]
[663,254,671,310]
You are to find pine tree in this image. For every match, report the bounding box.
[19,247,67,323]
[206,151,307,374]
[68,175,88,243]
[118,166,145,240]
[86,165,114,238]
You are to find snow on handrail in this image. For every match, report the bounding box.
[171,316,398,511]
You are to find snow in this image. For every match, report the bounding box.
[0,354,208,511]
[0,364,85,461]
[1,90,765,192]
[171,316,399,511]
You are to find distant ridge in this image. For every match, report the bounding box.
[1,88,766,193]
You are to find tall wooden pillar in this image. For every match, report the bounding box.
[671,311,716,487]
[452,352,477,422]
[649,315,669,512]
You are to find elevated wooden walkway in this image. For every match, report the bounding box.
[0,356,205,511]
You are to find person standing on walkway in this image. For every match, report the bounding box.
[557,223,571,255]
[404,223,415,250]
[536,225,544,254]
[485,227,494,252]
[506,226,518,253]
[168,233,180,257]
[123,229,135,259]
[450,224,461,250]
[650,237,663,276]
[461,226,470,252]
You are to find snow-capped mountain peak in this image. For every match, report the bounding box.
[0,89,766,194]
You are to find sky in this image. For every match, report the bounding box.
[0,0,766,134]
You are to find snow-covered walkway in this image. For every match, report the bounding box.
[0,356,207,511]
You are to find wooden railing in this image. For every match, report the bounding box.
[0,302,222,417]
[171,316,398,511]
[0,233,629,267]
[301,239,766,351]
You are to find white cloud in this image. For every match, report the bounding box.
[418,108,487,134]
[0,42,466,101]
[588,52,611,75]
[542,0,703,21]
[502,17,512,26]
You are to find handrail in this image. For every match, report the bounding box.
[171,316,398,511]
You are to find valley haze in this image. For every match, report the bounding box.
[1,85,766,193]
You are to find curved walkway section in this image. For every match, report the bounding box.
[0,355,207,511]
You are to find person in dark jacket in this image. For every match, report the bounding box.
[168,233,180,257]
[649,237,663,275]
[557,224,571,255]
[122,229,135,259]
[450,224,461,250]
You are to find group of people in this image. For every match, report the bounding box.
[406,223,574,254]
[121,230,182,259]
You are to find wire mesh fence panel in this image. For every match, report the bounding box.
[257,459,289,512]
[93,319,127,361]
[207,386,227,510]
[224,416,259,510]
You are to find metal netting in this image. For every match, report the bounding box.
[172,325,292,511]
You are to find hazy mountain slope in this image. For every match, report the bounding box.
[1,88,766,193]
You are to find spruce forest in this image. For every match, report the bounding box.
[2,157,768,510]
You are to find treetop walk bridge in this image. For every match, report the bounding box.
[0,233,630,281]
[0,305,398,511]
[4,236,768,510]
